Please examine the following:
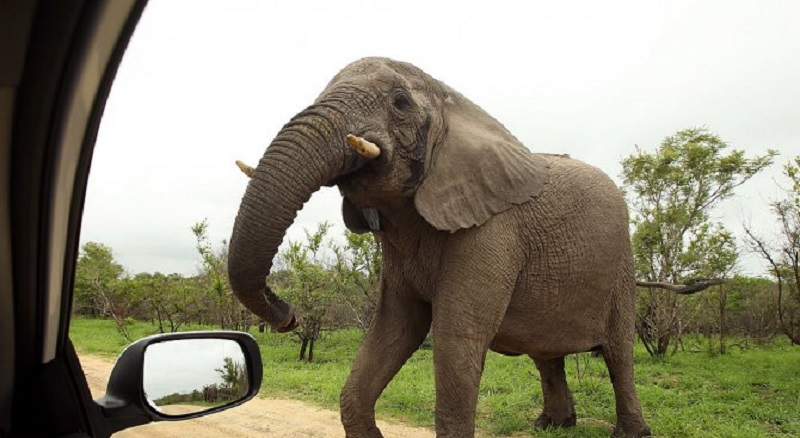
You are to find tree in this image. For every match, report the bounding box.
[133,272,200,333]
[73,241,125,315]
[744,156,800,345]
[735,276,780,345]
[621,127,775,357]
[74,242,138,339]
[694,275,751,354]
[333,230,382,331]
[215,356,248,398]
[192,219,254,331]
[271,222,338,362]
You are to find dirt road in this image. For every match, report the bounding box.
[79,354,435,437]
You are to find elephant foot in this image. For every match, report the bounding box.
[343,426,384,438]
[534,412,577,430]
[611,424,651,438]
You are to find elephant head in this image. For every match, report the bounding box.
[228,57,549,332]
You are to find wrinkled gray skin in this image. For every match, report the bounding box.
[228,57,651,438]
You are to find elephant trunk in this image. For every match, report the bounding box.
[228,106,357,332]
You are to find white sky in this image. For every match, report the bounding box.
[81,0,800,277]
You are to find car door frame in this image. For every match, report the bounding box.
[6,1,148,436]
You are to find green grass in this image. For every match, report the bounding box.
[69,316,164,358]
[70,317,800,437]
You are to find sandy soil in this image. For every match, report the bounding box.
[79,354,435,437]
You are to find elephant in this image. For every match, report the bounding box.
[228,57,651,438]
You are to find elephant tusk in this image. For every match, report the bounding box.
[346,134,381,159]
[235,160,255,178]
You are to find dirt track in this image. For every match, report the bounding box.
[79,354,435,437]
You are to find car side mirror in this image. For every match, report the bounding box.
[95,331,262,435]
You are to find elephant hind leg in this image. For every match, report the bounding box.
[602,263,651,437]
[600,343,651,438]
[531,356,577,429]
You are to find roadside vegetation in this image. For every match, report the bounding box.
[72,318,800,437]
[71,128,800,436]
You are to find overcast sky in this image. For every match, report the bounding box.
[80,0,800,278]
[144,338,244,399]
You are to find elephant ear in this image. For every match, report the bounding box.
[415,90,550,232]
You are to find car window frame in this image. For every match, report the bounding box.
[8,1,148,436]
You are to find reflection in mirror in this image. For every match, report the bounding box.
[143,338,249,416]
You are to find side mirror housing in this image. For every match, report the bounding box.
[95,331,262,434]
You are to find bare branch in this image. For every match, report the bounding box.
[636,278,725,295]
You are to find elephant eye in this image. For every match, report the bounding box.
[392,92,412,112]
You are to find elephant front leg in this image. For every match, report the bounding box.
[532,357,576,429]
[431,324,494,437]
[340,285,431,438]
[431,249,518,437]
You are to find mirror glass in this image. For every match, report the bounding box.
[143,338,249,416]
